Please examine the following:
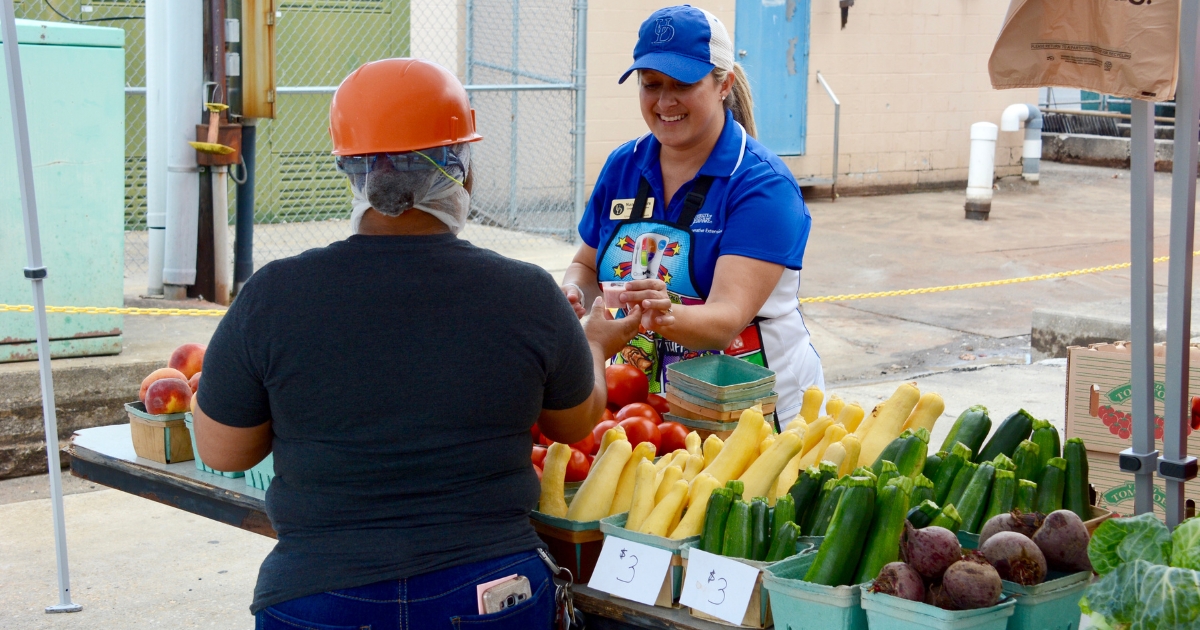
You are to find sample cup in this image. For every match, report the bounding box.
[602,281,628,309]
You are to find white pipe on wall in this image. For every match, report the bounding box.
[162,0,203,294]
[1000,103,1043,183]
[965,122,998,220]
[212,166,231,305]
[144,0,166,295]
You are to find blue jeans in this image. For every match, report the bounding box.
[254,550,555,630]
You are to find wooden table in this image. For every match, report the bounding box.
[68,425,738,630]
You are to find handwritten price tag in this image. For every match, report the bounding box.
[679,548,761,625]
[586,537,673,606]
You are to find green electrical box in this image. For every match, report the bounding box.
[0,19,125,362]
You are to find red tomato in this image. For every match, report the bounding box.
[565,448,591,482]
[646,393,672,416]
[531,423,542,443]
[657,422,689,456]
[603,408,617,423]
[591,419,619,451]
[534,464,543,481]
[538,433,554,447]
[618,417,662,453]
[606,364,649,409]
[616,402,663,425]
[531,445,548,467]
[571,432,596,455]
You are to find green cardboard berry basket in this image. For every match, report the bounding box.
[666,354,776,403]
[529,488,606,583]
[762,551,868,630]
[599,512,700,606]
[245,453,274,490]
[182,413,244,478]
[860,588,1016,630]
[1000,571,1090,630]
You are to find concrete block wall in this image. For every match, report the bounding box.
[585,0,1038,197]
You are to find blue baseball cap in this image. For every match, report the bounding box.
[619,5,735,85]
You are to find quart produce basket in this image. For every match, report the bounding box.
[665,392,778,422]
[529,488,605,583]
[1000,571,1090,630]
[125,401,193,464]
[860,588,1016,630]
[668,412,780,440]
[762,551,868,630]
[958,530,980,550]
[599,513,699,606]
[245,453,274,490]
[666,354,776,402]
[183,413,244,478]
[680,541,780,628]
[669,384,778,411]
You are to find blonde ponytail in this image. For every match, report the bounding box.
[714,63,756,139]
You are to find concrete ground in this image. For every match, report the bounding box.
[1,160,1186,626]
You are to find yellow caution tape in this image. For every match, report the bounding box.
[1,251,1195,315]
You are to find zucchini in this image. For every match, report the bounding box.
[894,428,930,478]
[1030,419,1061,470]
[912,474,936,506]
[945,461,979,508]
[956,461,996,534]
[1063,438,1091,521]
[750,497,771,561]
[700,488,734,553]
[930,504,962,533]
[773,493,797,542]
[984,469,1017,523]
[725,479,745,497]
[722,500,752,559]
[939,405,991,456]
[1014,479,1037,513]
[854,477,913,583]
[907,499,941,528]
[1012,440,1041,483]
[976,409,1035,463]
[876,460,900,495]
[788,466,823,527]
[852,466,879,484]
[925,452,945,481]
[766,521,801,562]
[991,453,1016,472]
[810,483,848,537]
[1035,457,1068,514]
[804,476,877,586]
[933,442,973,506]
[871,434,908,474]
[801,478,838,535]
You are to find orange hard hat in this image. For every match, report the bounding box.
[329,58,482,156]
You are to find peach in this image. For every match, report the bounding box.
[169,343,206,380]
[144,378,192,415]
[188,372,201,394]
[140,367,188,402]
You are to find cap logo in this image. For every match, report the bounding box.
[652,18,675,45]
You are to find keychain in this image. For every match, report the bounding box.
[538,548,585,630]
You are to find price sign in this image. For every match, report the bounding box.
[587,537,673,605]
[679,548,761,625]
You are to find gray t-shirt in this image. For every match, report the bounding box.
[197,233,594,613]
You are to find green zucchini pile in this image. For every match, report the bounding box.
[699,479,805,562]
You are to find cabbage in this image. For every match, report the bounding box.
[1080,559,1200,630]
[1088,513,1172,575]
[1171,517,1200,571]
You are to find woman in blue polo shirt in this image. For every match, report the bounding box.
[560,5,823,421]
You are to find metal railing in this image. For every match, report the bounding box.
[815,71,840,201]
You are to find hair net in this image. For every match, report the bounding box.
[348,143,471,235]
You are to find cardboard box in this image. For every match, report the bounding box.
[1088,450,1197,519]
[1065,342,1200,455]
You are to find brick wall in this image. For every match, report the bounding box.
[585,0,1037,196]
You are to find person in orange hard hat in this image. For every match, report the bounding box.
[192,58,639,629]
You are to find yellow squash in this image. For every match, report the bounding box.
[680,454,705,482]
[901,392,945,434]
[854,403,884,439]
[700,406,767,484]
[737,430,804,502]
[826,394,845,422]
[839,403,866,433]
[594,426,626,460]
[836,433,862,476]
[800,386,824,423]
[801,416,835,455]
[625,459,658,531]
[638,479,690,536]
[858,383,922,465]
[538,443,571,518]
[759,434,777,455]
[670,474,721,539]
[685,431,702,455]
[655,465,684,503]
[609,441,657,515]
[797,423,847,471]
[821,441,848,473]
[566,440,632,521]
[702,434,724,468]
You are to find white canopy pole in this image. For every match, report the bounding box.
[0,0,82,613]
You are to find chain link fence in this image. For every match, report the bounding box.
[16,0,583,287]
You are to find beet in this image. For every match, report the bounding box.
[978,510,1045,548]
[925,582,957,610]
[942,560,1002,610]
[980,531,1047,585]
[1032,509,1093,573]
[871,562,925,602]
[900,522,962,581]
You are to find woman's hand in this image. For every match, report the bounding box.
[621,279,676,330]
[561,283,587,318]
[583,298,643,359]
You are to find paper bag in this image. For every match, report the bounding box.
[989,0,1180,100]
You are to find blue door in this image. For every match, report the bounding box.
[735,0,811,155]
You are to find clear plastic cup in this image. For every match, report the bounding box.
[602,281,628,309]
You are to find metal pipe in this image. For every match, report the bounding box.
[0,0,82,613]
[145,0,167,295]
[1000,104,1042,182]
[1039,107,1175,124]
[572,0,588,243]
[163,0,204,297]
[234,120,256,292]
[465,0,474,85]
[273,84,575,94]
[1128,99,1159,516]
[212,166,231,305]
[471,59,569,85]
[816,72,839,201]
[964,122,998,221]
[508,0,520,227]
[1161,0,1200,529]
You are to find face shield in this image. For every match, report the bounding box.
[337,143,472,235]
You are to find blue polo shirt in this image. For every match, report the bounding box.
[579,110,812,297]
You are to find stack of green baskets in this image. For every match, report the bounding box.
[183,413,243,479]
[762,551,868,630]
[245,454,274,491]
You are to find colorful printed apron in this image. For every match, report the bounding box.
[597,176,771,395]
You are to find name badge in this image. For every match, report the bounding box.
[610,197,654,220]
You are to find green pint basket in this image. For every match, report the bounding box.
[762,552,868,630]
[861,588,1015,630]
[245,453,275,491]
[1001,571,1089,630]
[183,413,243,478]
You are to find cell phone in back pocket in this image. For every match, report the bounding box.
[481,575,531,614]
